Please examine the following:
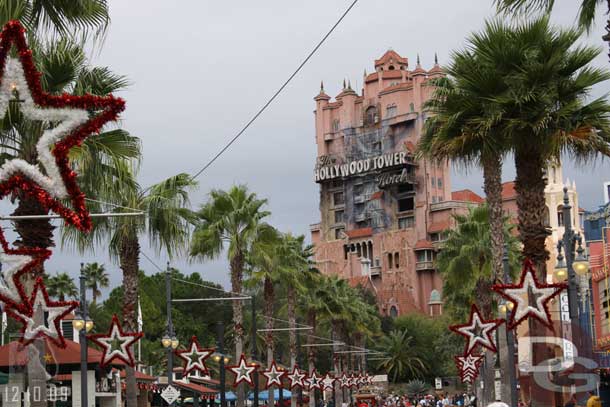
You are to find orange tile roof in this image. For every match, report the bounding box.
[175,381,218,395]
[414,240,434,250]
[346,228,373,239]
[375,50,408,67]
[451,189,484,203]
[428,220,450,233]
[365,73,379,83]
[0,339,123,367]
[379,82,413,95]
[502,181,517,200]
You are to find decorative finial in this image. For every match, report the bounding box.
[364,68,367,77]
[434,53,438,65]
[417,54,421,65]
[348,80,352,90]
[320,81,324,93]
[343,79,346,89]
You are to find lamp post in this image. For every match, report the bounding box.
[216,321,227,407]
[162,264,179,406]
[73,263,94,407]
[252,295,259,407]
[555,188,590,356]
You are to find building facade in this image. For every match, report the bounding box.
[310,50,472,317]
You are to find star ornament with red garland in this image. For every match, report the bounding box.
[306,370,323,390]
[227,354,258,387]
[492,260,566,331]
[88,314,143,367]
[338,372,351,389]
[322,373,335,391]
[454,353,483,384]
[287,366,307,389]
[0,20,125,234]
[263,360,287,388]
[175,336,214,377]
[6,277,77,348]
[449,304,503,355]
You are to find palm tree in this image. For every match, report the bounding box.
[82,262,109,303]
[418,54,507,284]
[495,0,610,61]
[445,17,610,275]
[0,36,138,407]
[436,205,519,319]
[45,272,77,301]
[377,330,427,383]
[190,185,271,407]
[0,0,110,41]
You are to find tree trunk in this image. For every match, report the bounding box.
[119,234,140,407]
[265,277,275,407]
[287,286,297,407]
[13,195,54,407]
[482,153,504,282]
[514,147,554,406]
[231,250,246,407]
[514,147,549,276]
[307,310,316,407]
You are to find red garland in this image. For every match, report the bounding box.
[6,277,78,348]
[0,20,125,234]
[175,336,214,377]
[0,20,125,349]
[492,259,566,331]
[449,304,503,355]
[262,359,287,389]
[88,314,144,368]
[287,365,307,390]
[226,354,259,388]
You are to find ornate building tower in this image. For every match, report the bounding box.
[310,50,465,317]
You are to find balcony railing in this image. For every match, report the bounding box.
[415,261,435,271]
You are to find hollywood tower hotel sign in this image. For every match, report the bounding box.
[310,50,472,317]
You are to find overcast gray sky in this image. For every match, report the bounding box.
[4,0,610,293]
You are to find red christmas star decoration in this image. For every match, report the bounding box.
[454,353,483,383]
[226,354,258,387]
[0,20,125,233]
[287,365,307,390]
[262,360,287,389]
[175,336,214,377]
[6,277,77,348]
[449,304,503,355]
[306,370,323,391]
[88,314,143,367]
[492,259,566,331]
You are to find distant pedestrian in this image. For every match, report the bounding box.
[586,391,601,407]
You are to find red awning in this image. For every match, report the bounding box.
[346,228,373,239]
[414,240,434,250]
[175,381,218,399]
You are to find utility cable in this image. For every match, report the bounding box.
[189,0,359,180]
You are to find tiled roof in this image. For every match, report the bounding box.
[0,339,123,367]
[382,70,402,79]
[502,181,517,200]
[175,381,218,395]
[451,189,484,203]
[375,50,408,67]
[365,73,379,83]
[346,228,373,239]
[428,220,450,233]
[414,240,434,250]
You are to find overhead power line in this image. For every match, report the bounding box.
[189,0,360,181]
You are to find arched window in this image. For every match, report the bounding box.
[357,243,362,257]
[388,65,395,70]
[388,253,393,269]
[389,306,398,318]
[394,252,400,268]
[332,119,340,132]
[365,106,378,126]
[543,206,550,227]
[557,205,564,227]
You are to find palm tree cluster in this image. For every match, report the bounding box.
[190,185,381,407]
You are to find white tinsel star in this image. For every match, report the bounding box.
[494,264,565,330]
[322,373,335,390]
[88,315,143,367]
[176,337,213,376]
[0,58,89,199]
[450,304,502,354]
[339,373,350,388]
[306,371,322,390]
[0,250,33,302]
[287,366,306,389]
[263,361,286,388]
[228,354,257,387]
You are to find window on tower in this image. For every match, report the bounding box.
[398,216,415,229]
[398,197,414,212]
[365,106,378,126]
[334,210,344,224]
[333,191,345,207]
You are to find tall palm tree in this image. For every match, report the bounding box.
[82,262,109,303]
[376,329,427,383]
[190,185,271,407]
[461,17,610,275]
[419,56,507,284]
[45,272,77,301]
[496,0,610,61]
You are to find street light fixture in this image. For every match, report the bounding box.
[171,337,180,350]
[573,241,590,276]
[162,335,172,349]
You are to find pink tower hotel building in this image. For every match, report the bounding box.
[310,50,479,317]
